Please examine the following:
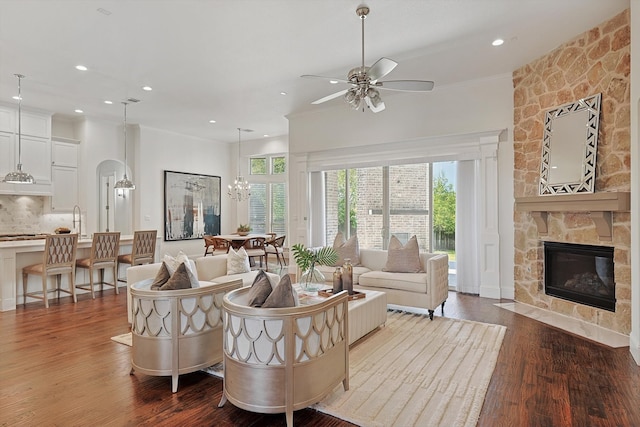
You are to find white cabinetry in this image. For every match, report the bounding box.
[0,105,53,192]
[50,138,79,212]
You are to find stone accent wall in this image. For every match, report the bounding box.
[512,10,630,334]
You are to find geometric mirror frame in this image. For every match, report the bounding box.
[539,93,601,195]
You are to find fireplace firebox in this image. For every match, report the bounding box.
[543,241,615,312]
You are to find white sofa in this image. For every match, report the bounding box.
[126,255,281,324]
[316,248,449,320]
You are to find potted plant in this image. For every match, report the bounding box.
[291,243,338,291]
[237,224,251,236]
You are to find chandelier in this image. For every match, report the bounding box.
[3,74,35,184]
[227,127,251,201]
[114,101,136,190]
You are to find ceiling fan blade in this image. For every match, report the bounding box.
[376,80,435,92]
[311,89,349,105]
[301,75,351,84]
[368,57,398,82]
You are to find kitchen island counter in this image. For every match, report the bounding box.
[0,235,139,311]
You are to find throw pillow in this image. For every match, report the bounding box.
[333,232,360,266]
[160,262,195,290]
[247,269,274,307]
[150,261,171,290]
[262,274,297,308]
[163,251,193,275]
[227,247,251,275]
[383,235,423,273]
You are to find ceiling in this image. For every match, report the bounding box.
[0,0,629,143]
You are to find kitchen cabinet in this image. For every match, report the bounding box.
[50,138,79,211]
[0,132,14,178]
[0,105,52,185]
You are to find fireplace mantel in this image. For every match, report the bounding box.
[514,192,630,241]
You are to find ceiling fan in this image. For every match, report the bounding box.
[302,4,434,113]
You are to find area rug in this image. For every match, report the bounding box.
[110,332,132,346]
[313,311,506,427]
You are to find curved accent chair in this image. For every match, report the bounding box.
[218,287,350,427]
[129,278,243,392]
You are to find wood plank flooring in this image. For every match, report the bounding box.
[1,289,639,426]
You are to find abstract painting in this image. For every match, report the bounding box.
[164,170,221,241]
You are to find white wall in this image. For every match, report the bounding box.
[287,74,515,297]
[136,125,232,258]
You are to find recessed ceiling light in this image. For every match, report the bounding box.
[492,38,504,46]
[263,134,269,138]
[74,109,84,114]
[12,95,21,100]
[75,65,88,71]
[329,80,339,84]
[142,86,153,91]
[280,91,287,96]
[209,120,216,124]
[104,100,113,104]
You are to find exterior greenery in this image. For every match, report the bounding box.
[337,169,358,234]
[433,172,456,250]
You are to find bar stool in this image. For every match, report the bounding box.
[22,233,79,308]
[117,230,157,283]
[75,232,121,298]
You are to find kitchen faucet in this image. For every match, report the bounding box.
[72,205,82,237]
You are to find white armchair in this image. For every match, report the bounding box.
[218,287,350,427]
[129,278,243,392]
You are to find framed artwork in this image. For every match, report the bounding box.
[164,170,221,241]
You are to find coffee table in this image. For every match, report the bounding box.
[296,286,387,345]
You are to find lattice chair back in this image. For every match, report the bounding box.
[44,234,79,273]
[131,230,157,265]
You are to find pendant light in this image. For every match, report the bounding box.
[227,127,251,201]
[114,101,135,190]
[3,74,35,184]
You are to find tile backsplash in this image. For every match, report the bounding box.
[0,195,80,234]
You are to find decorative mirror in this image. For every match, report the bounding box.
[539,93,601,195]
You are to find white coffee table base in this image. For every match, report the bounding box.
[346,289,387,345]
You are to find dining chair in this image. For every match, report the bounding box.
[243,237,266,269]
[75,232,121,298]
[117,230,157,283]
[204,235,230,256]
[265,235,287,269]
[22,233,79,308]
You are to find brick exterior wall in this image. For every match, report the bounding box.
[512,10,630,334]
[325,164,432,250]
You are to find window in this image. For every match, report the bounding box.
[325,162,456,255]
[249,155,287,235]
[250,158,267,175]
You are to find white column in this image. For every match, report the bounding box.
[479,136,502,298]
[629,1,640,364]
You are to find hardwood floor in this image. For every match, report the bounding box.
[1,289,639,426]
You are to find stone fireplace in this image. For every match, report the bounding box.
[543,241,615,312]
[512,10,630,335]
